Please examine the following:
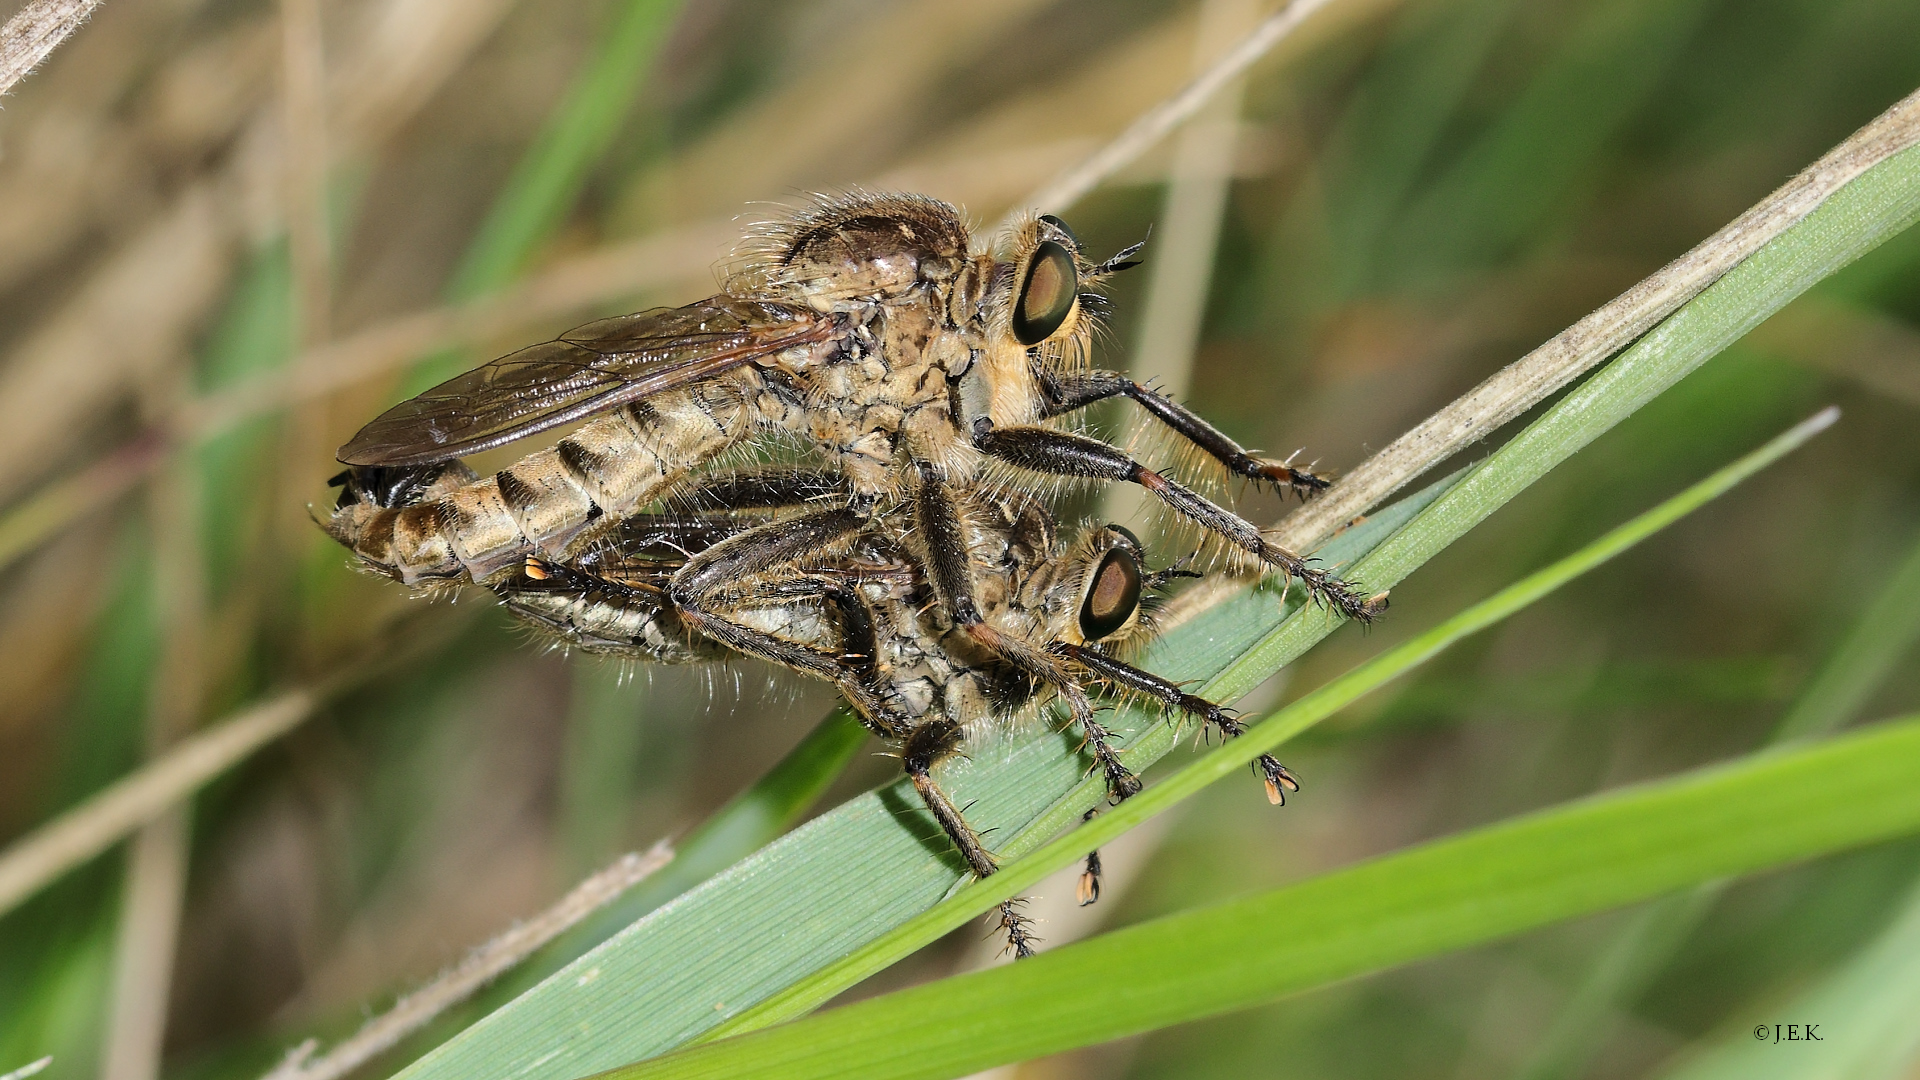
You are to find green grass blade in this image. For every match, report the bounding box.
[401,0,682,396]
[610,710,1920,1080]
[415,706,871,1031]
[380,480,1456,1080]
[446,0,683,300]
[701,406,1839,1039]
[1656,877,1920,1080]
[559,707,872,946]
[1774,529,1920,742]
[1514,522,1920,1080]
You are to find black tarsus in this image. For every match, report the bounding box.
[1036,369,1330,499]
[1256,755,1301,806]
[1054,642,1243,741]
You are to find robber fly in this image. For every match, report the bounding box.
[326,192,1377,652]
[493,468,1295,953]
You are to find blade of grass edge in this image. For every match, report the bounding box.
[542,707,871,958]
[606,728,1920,1079]
[695,406,1839,1041]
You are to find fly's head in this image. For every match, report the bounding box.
[1053,523,1194,655]
[993,213,1142,363]
[956,212,1145,429]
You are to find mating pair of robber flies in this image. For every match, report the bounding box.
[325,191,1375,953]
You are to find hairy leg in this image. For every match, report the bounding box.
[1037,369,1329,498]
[974,421,1380,621]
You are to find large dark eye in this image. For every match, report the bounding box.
[1079,546,1142,642]
[1012,240,1077,346]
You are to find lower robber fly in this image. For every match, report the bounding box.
[493,469,1296,954]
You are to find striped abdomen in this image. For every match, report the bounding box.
[328,373,763,586]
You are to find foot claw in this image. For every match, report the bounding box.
[1255,754,1300,806]
[1077,849,1103,907]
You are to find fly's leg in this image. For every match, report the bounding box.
[902,717,1037,958]
[914,464,1142,801]
[973,421,1380,621]
[1054,643,1242,739]
[666,502,910,738]
[498,555,719,660]
[1056,642,1302,806]
[1037,369,1329,498]
[1077,809,1102,907]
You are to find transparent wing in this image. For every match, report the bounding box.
[337,296,832,466]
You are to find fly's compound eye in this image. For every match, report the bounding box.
[1012,240,1078,346]
[1079,545,1143,642]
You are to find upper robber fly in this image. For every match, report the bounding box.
[326,191,1376,628]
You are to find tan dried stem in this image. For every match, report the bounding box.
[0,688,316,919]
[101,376,212,1080]
[0,603,469,918]
[1266,84,1920,557]
[1104,0,1260,529]
[1001,0,1336,230]
[281,0,332,345]
[0,0,104,97]
[262,842,676,1080]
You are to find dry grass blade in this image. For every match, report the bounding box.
[263,842,676,1080]
[99,808,189,1080]
[0,432,165,570]
[0,597,471,916]
[0,0,104,96]
[100,395,211,1080]
[0,0,518,501]
[1005,0,1336,228]
[1271,85,1920,554]
[0,688,317,918]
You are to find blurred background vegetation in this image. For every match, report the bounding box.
[0,0,1917,1078]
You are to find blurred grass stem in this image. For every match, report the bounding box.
[0,0,104,96]
[101,387,212,1080]
[1008,0,1336,229]
[1104,0,1257,529]
[281,0,332,346]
